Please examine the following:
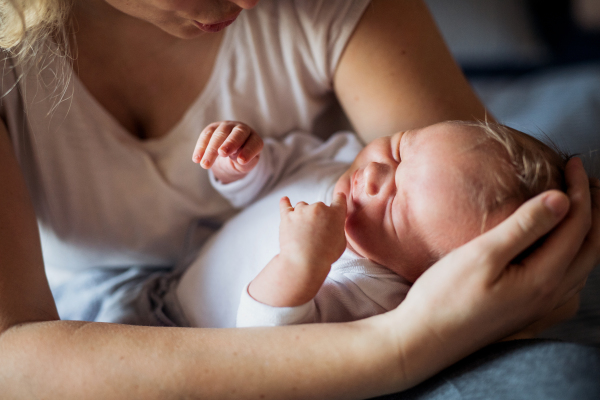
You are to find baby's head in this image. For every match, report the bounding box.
[334,121,567,282]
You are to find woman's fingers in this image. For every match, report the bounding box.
[470,190,569,278]
[522,158,591,281]
[554,175,600,304]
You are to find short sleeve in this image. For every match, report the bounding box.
[289,0,371,84]
[255,0,370,88]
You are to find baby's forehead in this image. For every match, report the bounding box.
[403,122,488,151]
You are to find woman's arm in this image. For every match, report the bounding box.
[0,118,399,399]
[334,0,490,142]
[0,120,59,332]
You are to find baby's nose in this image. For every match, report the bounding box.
[364,162,393,196]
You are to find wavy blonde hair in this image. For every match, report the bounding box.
[1,0,72,56]
[1,0,74,110]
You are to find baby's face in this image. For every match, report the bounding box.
[334,122,511,282]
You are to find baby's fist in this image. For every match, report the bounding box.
[193,121,263,184]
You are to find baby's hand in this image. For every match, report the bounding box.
[193,121,263,184]
[278,193,348,273]
[248,193,348,307]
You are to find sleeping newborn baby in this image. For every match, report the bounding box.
[179,120,566,328]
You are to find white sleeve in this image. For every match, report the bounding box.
[309,269,410,323]
[210,131,362,208]
[236,283,317,327]
[209,148,275,209]
[236,263,410,327]
[283,0,372,86]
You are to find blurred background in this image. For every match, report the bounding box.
[426,0,600,345]
[425,0,600,170]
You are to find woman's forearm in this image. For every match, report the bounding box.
[0,317,412,399]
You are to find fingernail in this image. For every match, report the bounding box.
[202,160,210,168]
[544,192,569,217]
[220,147,229,155]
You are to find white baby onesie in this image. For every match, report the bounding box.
[207,131,410,327]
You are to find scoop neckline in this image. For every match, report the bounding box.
[70,23,236,152]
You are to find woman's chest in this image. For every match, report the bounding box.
[74,36,222,140]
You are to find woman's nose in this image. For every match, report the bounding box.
[364,162,393,196]
[229,0,260,9]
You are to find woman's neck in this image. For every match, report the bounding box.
[68,0,226,140]
[71,0,221,57]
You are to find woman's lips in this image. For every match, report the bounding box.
[193,16,238,33]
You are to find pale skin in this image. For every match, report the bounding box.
[1,0,599,398]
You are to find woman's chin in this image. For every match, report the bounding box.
[149,20,215,39]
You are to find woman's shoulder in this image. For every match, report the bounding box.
[237,0,371,83]
[248,0,371,36]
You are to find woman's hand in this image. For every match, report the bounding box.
[386,157,599,386]
[192,121,263,184]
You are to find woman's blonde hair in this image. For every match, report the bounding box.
[1,0,72,66]
[1,0,74,111]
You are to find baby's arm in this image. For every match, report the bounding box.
[193,121,263,184]
[248,193,348,307]
[237,260,411,327]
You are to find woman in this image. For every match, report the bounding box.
[0,0,598,398]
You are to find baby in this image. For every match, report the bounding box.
[186,120,566,328]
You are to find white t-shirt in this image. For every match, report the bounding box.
[0,0,370,285]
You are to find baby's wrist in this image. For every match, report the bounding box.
[249,254,329,307]
[212,169,248,185]
[277,251,325,273]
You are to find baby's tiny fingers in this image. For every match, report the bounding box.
[331,192,347,215]
[202,123,234,168]
[238,133,264,164]
[233,154,260,174]
[294,201,309,209]
[279,197,294,218]
[193,123,219,164]
[219,124,251,156]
